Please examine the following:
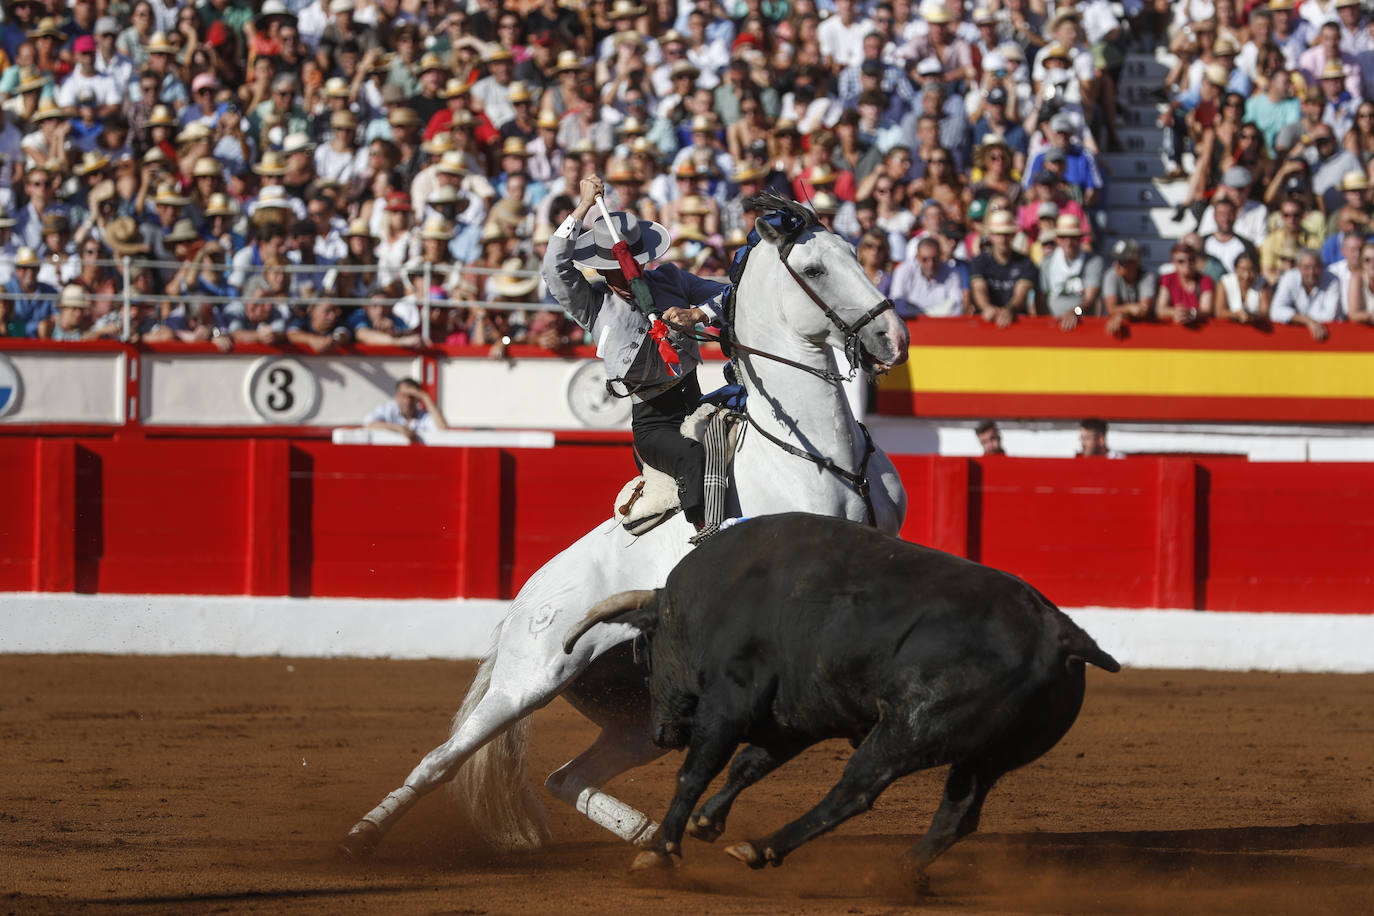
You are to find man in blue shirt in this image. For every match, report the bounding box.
[1023,112,1103,208]
[4,248,58,337]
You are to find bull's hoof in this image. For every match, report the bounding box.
[630,849,677,871]
[336,822,380,862]
[686,814,723,843]
[724,841,767,870]
[898,859,934,898]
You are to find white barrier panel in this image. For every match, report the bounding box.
[2,594,1372,672]
[0,350,125,425]
[332,427,556,448]
[141,353,423,426]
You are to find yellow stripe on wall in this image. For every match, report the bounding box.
[880,347,1374,399]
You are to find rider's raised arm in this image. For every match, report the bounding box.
[542,213,603,331]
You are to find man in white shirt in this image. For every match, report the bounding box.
[1196,166,1269,247]
[57,35,121,116]
[891,236,966,317]
[1270,248,1341,340]
[817,0,873,70]
[364,378,448,443]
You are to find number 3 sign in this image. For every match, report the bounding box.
[245,356,321,424]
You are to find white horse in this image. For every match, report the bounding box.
[339,198,911,858]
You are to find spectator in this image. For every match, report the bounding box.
[286,298,352,353]
[1102,239,1157,337]
[5,246,57,337]
[49,284,92,341]
[976,419,1006,455]
[970,209,1034,327]
[364,378,449,443]
[1079,417,1121,458]
[1217,250,1270,324]
[1157,240,1215,326]
[892,235,966,318]
[1039,213,1102,330]
[1202,197,1259,272]
[1347,240,1374,325]
[1270,248,1341,341]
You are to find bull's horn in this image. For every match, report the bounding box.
[562,589,655,654]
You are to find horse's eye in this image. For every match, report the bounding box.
[804,266,824,279]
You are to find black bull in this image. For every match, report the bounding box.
[564,512,1120,889]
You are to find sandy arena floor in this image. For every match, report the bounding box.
[2,656,1372,914]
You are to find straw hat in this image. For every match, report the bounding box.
[536,110,560,130]
[388,107,419,127]
[30,98,67,122]
[480,222,507,244]
[147,104,176,127]
[344,218,373,238]
[1341,170,1370,191]
[204,193,237,217]
[153,183,190,206]
[507,81,532,103]
[420,215,453,240]
[74,150,111,176]
[147,31,176,54]
[253,151,288,175]
[807,166,837,186]
[427,185,459,205]
[1054,213,1083,237]
[811,190,838,215]
[669,59,700,81]
[437,150,468,176]
[142,147,168,167]
[330,109,358,130]
[105,218,150,255]
[58,285,91,310]
[554,50,582,73]
[164,218,200,245]
[256,185,291,209]
[606,159,637,183]
[731,162,766,183]
[483,44,514,63]
[449,109,475,128]
[689,113,716,133]
[443,77,470,99]
[27,16,63,40]
[176,121,213,146]
[487,257,541,298]
[985,210,1017,235]
[14,246,40,268]
[418,52,447,75]
[16,68,50,95]
[678,195,709,216]
[281,132,314,155]
[192,156,221,178]
[323,77,350,98]
[421,132,453,156]
[608,0,647,18]
[618,116,646,136]
[724,227,748,248]
[500,137,531,158]
[675,225,710,243]
[41,212,69,235]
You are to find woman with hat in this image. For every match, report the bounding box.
[68,236,120,320]
[49,284,94,341]
[375,189,417,288]
[543,174,728,532]
[971,135,1022,209]
[333,218,378,301]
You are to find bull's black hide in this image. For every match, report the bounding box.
[565,512,1120,892]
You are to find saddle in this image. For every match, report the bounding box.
[615,394,743,537]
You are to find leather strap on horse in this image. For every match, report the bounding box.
[741,412,879,527]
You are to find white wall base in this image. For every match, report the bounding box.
[1,594,1371,673]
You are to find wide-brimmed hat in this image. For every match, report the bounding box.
[811,190,838,215]
[16,67,49,94]
[330,109,358,130]
[500,137,531,158]
[421,132,453,156]
[344,218,373,238]
[985,210,1017,235]
[147,104,176,127]
[385,190,412,212]
[608,0,647,18]
[554,50,582,73]
[443,77,470,99]
[508,80,532,103]
[105,217,150,255]
[27,16,63,39]
[74,150,111,176]
[571,210,671,271]
[153,183,190,206]
[427,185,459,205]
[488,257,541,298]
[256,185,291,209]
[669,59,700,81]
[41,212,69,234]
[253,151,288,175]
[177,121,213,145]
[536,110,560,130]
[678,195,709,216]
[420,216,453,240]
[204,192,237,217]
[30,98,67,122]
[147,31,176,54]
[1054,213,1083,237]
[388,107,419,127]
[58,285,91,310]
[281,132,314,155]
[418,52,447,75]
[165,218,200,244]
[256,0,296,26]
[14,246,40,268]
[483,43,514,63]
[437,150,468,176]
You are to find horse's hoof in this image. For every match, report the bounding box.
[686,814,722,843]
[336,823,379,862]
[630,849,676,871]
[899,859,934,898]
[725,841,764,869]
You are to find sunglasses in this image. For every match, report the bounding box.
[930,158,950,165]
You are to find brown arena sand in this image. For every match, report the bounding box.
[1,656,1372,914]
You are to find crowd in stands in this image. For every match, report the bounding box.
[1,0,1373,351]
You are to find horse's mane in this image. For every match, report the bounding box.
[743,193,821,231]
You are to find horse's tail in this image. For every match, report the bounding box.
[444,639,551,850]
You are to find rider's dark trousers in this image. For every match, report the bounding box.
[631,372,705,525]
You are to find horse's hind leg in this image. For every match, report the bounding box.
[544,722,667,847]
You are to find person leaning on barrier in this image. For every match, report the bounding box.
[976,419,1006,456]
[1102,239,1157,338]
[364,378,449,444]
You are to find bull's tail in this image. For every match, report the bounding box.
[445,646,551,850]
[562,589,658,654]
[1032,589,1122,674]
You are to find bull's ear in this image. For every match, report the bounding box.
[754,215,786,248]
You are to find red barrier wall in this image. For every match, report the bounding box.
[1,437,1370,613]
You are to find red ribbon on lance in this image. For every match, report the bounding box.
[600,198,682,375]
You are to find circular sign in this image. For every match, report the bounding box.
[566,360,631,429]
[0,353,21,418]
[244,356,321,424]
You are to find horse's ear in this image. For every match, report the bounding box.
[754,215,786,248]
